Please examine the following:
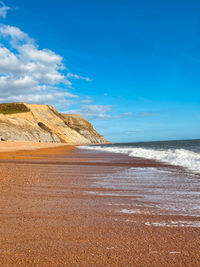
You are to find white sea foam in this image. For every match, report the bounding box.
[81,146,200,173]
[121,208,143,214]
[145,220,200,228]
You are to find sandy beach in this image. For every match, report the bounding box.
[0,141,67,151]
[0,142,199,266]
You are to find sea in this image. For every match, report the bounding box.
[82,139,200,173]
[80,139,200,223]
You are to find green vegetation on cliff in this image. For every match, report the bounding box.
[0,103,30,115]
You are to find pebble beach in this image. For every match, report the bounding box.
[0,142,199,266]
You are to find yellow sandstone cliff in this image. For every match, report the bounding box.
[0,103,108,144]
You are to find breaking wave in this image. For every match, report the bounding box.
[80,145,200,173]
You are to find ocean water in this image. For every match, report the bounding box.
[81,139,200,173]
[89,166,200,218]
[80,139,200,222]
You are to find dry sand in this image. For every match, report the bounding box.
[0,143,199,266]
[0,141,66,152]
[0,141,73,160]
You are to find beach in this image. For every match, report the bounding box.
[0,142,199,266]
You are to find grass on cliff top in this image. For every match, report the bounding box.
[0,103,30,114]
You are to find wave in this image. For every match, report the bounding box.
[80,145,200,173]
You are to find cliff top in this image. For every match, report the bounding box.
[0,103,30,115]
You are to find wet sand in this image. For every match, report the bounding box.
[0,145,199,266]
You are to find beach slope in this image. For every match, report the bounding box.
[0,144,199,266]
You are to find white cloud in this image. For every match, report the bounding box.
[0,45,21,73]
[66,105,136,120]
[0,1,10,19]
[19,44,63,64]
[0,25,32,47]
[0,75,36,97]
[0,24,80,107]
[81,96,92,104]
[0,91,77,104]
[67,105,113,119]
[67,72,92,82]
[0,24,95,109]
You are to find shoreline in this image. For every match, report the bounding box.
[80,142,200,175]
[0,145,199,266]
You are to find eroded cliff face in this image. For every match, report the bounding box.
[0,103,108,144]
[61,114,107,144]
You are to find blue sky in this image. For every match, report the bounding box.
[0,0,200,142]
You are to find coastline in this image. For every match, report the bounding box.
[0,144,199,266]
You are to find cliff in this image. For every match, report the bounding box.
[61,114,107,144]
[0,103,108,144]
